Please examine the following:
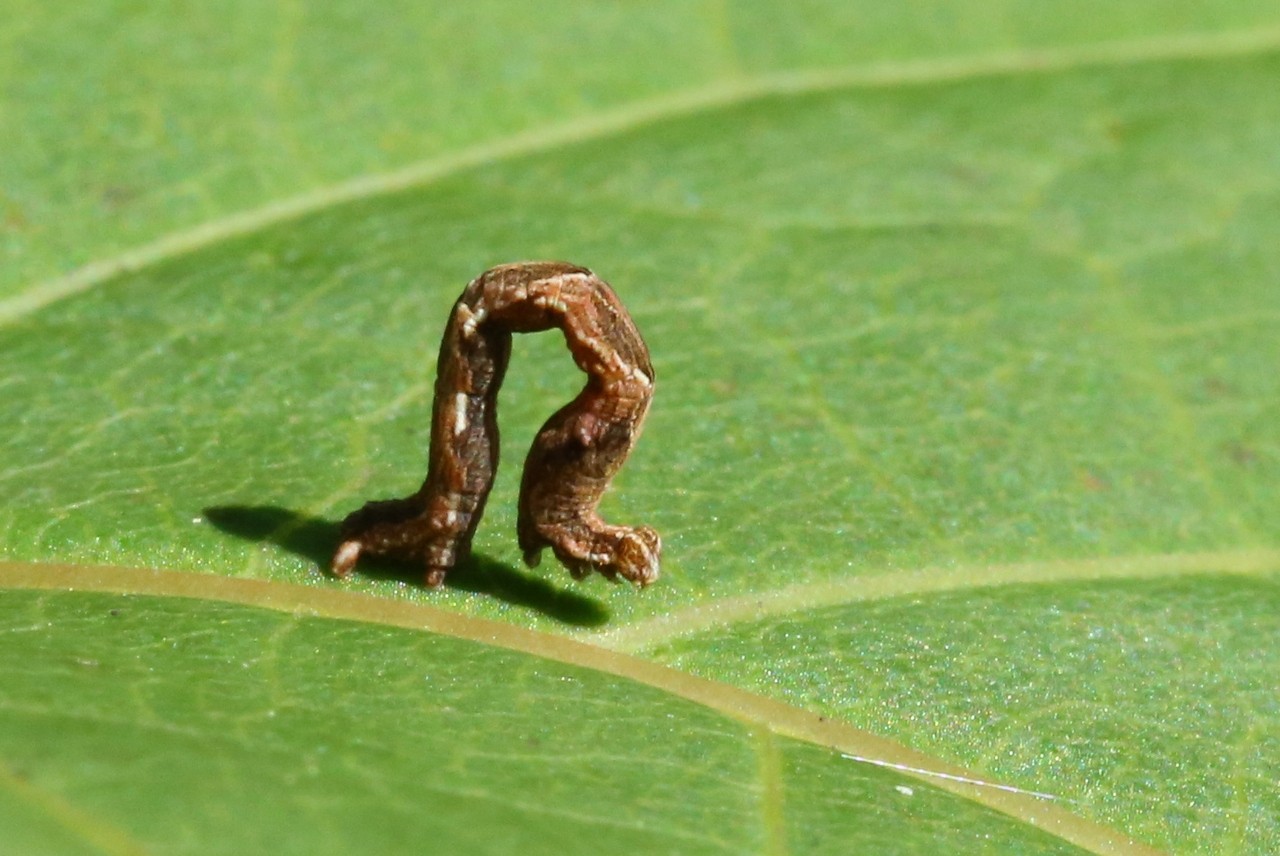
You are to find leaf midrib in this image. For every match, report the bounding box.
[4,25,1280,329]
[2,559,1164,856]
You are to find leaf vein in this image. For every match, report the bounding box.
[5,26,1280,327]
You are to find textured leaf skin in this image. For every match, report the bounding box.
[4,2,1280,853]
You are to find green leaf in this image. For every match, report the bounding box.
[4,3,1279,854]
[2,578,1112,855]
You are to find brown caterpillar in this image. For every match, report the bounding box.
[331,261,660,588]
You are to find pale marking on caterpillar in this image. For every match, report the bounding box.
[452,392,468,436]
[331,261,661,589]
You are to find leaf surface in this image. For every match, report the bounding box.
[3,3,1279,854]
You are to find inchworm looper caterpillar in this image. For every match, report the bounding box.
[332,261,660,588]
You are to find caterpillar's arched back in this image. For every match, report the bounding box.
[332,262,660,589]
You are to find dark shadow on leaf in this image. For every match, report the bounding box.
[202,505,610,627]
